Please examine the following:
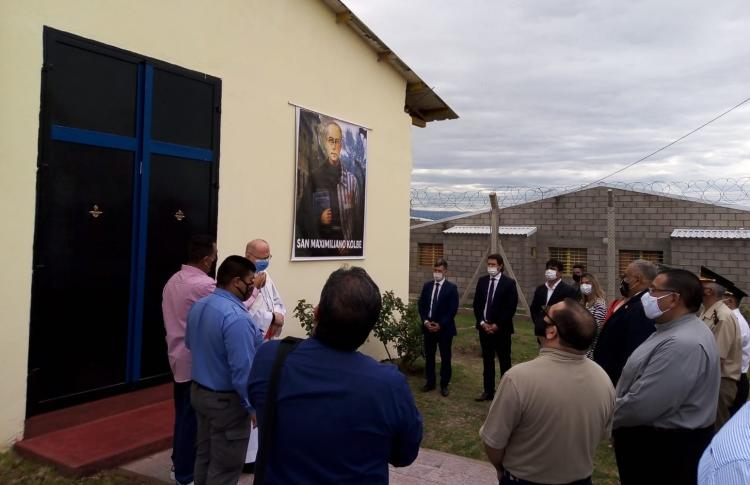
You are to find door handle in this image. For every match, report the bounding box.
[174,209,185,221]
[89,205,103,218]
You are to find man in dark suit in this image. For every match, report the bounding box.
[418,258,459,397]
[592,259,656,386]
[530,259,579,337]
[472,254,519,401]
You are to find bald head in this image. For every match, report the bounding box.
[245,239,271,263]
[546,298,596,352]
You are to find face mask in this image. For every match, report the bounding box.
[238,279,253,300]
[545,269,558,281]
[641,291,674,320]
[487,267,499,277]
[619,278,630,297]
[433,272,444,282]
[580,283,593,295]
[573,274,582,283]
[254,259,269,272]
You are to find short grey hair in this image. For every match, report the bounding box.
[705,282,726,298]
[631,259,658,282]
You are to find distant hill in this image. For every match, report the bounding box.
[410,209,468,221]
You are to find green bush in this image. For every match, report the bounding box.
[293,291,423,371]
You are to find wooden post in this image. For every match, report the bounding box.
[606,189,617,302]
[490,195,532,317]
[459,194,531,316]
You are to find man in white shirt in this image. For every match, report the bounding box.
[725,285,750,416]
[243,238,287,473]
[244,239,286,339]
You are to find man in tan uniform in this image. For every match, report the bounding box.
[699,266,741,430]
[480,298,614,485]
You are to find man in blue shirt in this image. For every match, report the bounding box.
[699,401,750,484]
[248,266,423,484]
[187,255,263,485]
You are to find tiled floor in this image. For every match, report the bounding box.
[122,447,498,484]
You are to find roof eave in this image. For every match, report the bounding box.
[322,0,458,126]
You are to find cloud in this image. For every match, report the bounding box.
[345,0,750,191]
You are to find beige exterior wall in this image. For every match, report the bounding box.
[0,0,414,446]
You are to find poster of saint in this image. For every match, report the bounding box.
[292,107,367,260]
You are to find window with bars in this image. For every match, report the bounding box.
[548,247,587,276]
[418,243,444,267]
[618,250,664,276]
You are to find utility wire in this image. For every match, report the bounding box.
[579,94,750,190]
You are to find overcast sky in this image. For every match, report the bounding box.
[345,0,750,193]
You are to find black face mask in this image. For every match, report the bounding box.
[619,278,630,297]
[573,274,582,283]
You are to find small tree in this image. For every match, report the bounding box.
[293,291,423,371]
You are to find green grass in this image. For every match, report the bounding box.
[405,310,620,484]
[0,451,151,484]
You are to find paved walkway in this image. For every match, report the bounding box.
[122,447,498,484]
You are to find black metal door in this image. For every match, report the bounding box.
[28,28,220,416]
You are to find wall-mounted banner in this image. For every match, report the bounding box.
[292,107,367,260]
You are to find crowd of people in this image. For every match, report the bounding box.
[162,234,750,485]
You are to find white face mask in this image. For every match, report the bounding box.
[580,283,593,295]
[545,269,558,281]
[433,272,444,282]
[641,291,675,320]
[487,266,499,277]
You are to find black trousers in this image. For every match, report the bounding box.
[613,425,713,485]
[479,330,512,394]
[730,372,749,416]
[424,332,453,387]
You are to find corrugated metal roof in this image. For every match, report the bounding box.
[671,228,750,239]
[322,0,458,126]
[443,225,537,237]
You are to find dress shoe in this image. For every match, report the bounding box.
[440,386,449,397]
[242,462,255,474]
[421,383,436,392]
[474,392,494,402]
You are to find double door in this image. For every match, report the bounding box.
[27,28,221,415]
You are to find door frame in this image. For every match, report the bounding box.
[28,27,221,416]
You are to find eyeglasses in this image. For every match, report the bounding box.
[541,307,559,328]
[247,252,272,260]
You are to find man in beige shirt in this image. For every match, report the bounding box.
[699,266,742,430]
[480,298,615,485]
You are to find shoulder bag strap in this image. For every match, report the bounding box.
[254,336,303,485]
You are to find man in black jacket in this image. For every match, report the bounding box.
[593,259,657,386]
[472,254,519,401]
[530,259,579,337]
[417,258,459,397]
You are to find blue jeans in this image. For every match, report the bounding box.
[173,380,197,485]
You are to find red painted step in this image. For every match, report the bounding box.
[16,386,174,476]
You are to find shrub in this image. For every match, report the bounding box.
[293,291,423,370]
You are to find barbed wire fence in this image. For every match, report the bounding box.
[410,177,750,211]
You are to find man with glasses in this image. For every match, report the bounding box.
[613,268,720,485]
[242,238,286,474]
[480,298,614,485]
[244,239,285,340]
[187,255,264,485]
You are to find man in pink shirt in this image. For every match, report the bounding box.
[162,235,217,485]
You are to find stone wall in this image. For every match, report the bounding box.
[410,186,750,306]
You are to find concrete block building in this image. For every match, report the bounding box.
[410,185,750,306]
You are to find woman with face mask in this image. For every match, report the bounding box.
[579,273,606,358]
